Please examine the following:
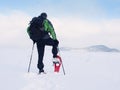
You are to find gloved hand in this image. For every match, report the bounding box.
[54,39,59,47]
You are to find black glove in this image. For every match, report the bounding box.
[54,40,59,47]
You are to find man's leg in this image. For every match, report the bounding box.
[36,41,45,72]
[45,38,58,58]
[52,46,58,58]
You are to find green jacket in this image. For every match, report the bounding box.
[27,19,57,40]
[43,19,57,40]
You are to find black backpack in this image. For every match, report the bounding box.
[28,17,47,41]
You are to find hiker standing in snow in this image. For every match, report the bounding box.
[27,12,59,74]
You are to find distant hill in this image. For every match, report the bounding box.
[84,45,120,52]
[59,45,120,52]
[59,47,72,51]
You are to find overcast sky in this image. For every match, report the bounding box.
[0,0,120,49]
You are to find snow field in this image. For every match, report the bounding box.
[0,47,120,90]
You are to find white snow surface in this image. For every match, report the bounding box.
[0,46,120,90]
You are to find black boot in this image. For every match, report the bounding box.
[38,69,46,74]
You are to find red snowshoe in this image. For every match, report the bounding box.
[53,55,62,72]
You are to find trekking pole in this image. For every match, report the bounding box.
[58,47,66,75]
[28,42,35,73]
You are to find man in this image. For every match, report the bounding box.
[27,12,59,74]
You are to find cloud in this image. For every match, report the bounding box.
[51,17,120,48]
[0,11,120,49]
[0,11,31,47]
[52,17,120,37]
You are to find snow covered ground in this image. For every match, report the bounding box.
[0,46,120,90]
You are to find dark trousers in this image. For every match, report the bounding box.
[36,38,58,71]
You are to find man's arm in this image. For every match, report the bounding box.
[43,19,57,40]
